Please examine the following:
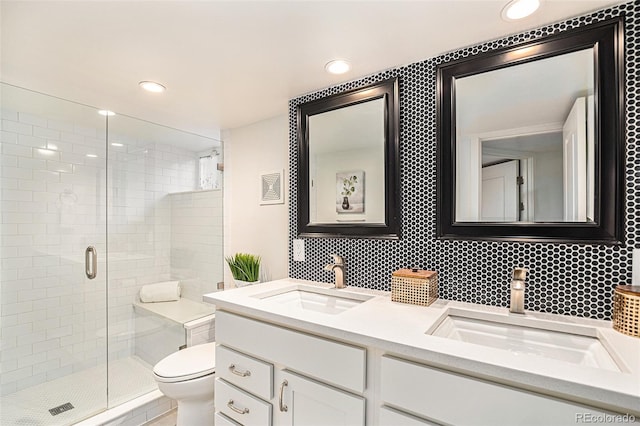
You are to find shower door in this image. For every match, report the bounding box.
[0,83,109,425]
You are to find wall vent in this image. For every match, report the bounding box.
[260,170,284,205]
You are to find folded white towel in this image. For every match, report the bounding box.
[139,281,181,303]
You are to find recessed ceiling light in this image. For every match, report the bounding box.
[86,154,98,158]
[139,81,166,93]
[111,143,124,147]
[98,110,115,116]
[502,0,540,21]
[325,60,351,75]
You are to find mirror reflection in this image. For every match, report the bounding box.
[455,48,595,223]
[308,98,385,224]
[298,77,399,238]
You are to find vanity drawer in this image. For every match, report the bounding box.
[216,311,366,393]
[214,412,242,426]
[215,378,272,426]
[217,344,273,400]
[381,355,615,426]
[379,406,439,426]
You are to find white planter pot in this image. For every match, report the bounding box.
[234,279,260,288]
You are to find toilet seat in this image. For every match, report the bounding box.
[153,342,216,383]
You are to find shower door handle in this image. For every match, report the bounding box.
[85,246,97,279]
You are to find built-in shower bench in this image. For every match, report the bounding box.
[133,298,215,324]
[133,298,216,365]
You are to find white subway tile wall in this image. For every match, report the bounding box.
[1,102,221,400]
[105,123,200,365]
[169,190,223,302]
[1,106,108,397]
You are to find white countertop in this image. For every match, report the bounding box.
[204,278,640,415]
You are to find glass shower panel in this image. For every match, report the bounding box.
[0,83,108,424]
[0,83,224,422]
[106,114,223,407]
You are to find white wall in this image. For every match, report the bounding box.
[313,147,384,223]
[455,136,481,221]
[533,149,564,222]
[223,115,289,286]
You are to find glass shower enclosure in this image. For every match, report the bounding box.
[0,83,223,425]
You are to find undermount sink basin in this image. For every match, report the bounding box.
[254,285,373,315]
[427,308,621,372]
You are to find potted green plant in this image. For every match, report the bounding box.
[225,253,261,287]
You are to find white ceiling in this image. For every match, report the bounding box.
[0,0,625,139]
[457,47,593,135]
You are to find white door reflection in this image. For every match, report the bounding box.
[456,48,595,223]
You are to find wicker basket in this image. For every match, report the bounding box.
[391,269,437,307]
[613,285,640,337]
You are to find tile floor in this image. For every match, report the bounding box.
[0,356,156,426]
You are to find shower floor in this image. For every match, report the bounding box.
[0,356,157,426]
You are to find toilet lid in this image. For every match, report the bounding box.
[153,342,216,383]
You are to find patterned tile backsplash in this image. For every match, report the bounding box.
[288,1,639,320]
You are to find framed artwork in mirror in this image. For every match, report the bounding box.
[336,171,364,214]
[437,17,624,244]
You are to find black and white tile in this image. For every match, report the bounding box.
[288,1,639,320]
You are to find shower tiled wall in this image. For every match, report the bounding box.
[1,107,108,396]
[169,189,224,302]
[289,2,639,321]
[105,133,200,361]
[0,105,201,394]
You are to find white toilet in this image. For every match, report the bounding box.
[153,342,216,426]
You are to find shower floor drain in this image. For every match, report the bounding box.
[49,402,74,416]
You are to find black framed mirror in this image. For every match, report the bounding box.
[437,17,624,244]
[297,78,400,238]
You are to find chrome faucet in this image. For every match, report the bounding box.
[509,267,528,314]
[324,254,345,289]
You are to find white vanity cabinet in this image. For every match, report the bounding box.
[214,311,367,426]
[215,378,273,425]
[275,370,365,426]
[379,406,439,426]
[214,412,242,426]
[204,281,640,425]
[217,345,274,400]
[380,355,633,426]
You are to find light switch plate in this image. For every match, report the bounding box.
[293,239,305,262]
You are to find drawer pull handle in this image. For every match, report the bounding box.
[279,379,288,412]
[227,399,250,415]
[228,364,251,377]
